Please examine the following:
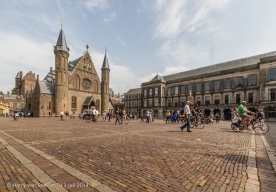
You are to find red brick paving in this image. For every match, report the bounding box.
[0,117,275,191]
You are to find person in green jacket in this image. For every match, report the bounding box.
[238,101,252,127]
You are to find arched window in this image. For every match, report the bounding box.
[94,81,98,93]
[75,76,80,89]
[72,97,77,109]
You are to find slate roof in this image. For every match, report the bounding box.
[162,51,276,82]
[15,72,20,78]
[43,70,55,83]
[83,96,95,106]
[55,29,69,52]
[39,81,55,94]
[125,88,141,94]
[102,54,109,69]
[150,74,164,81]
[68,56,83,73]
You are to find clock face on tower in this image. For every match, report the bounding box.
[82,79,91,90]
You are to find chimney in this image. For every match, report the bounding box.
[112,91,114,97]
[37,75,39,81]
[118,93,120,98]
[20,71,23,79]
[50,67,52,71]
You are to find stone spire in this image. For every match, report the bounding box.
[102,48,109,69]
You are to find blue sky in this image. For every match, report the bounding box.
[1,0,276,95]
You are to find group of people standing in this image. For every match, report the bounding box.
[165,109,180,123]
[145,108,154,123]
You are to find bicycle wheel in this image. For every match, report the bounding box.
[238,123,245,131]
[190,119,194,128]
[86,116,91,123]
[253,121,269,134]
[199,120,205,129]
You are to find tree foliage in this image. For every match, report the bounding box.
[11,88,16,94]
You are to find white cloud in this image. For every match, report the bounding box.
[103,12,116,23]
[84,0,108,11]
[153,0,231,38]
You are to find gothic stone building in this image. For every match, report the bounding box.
[22,28,110,117]
[140,51,276,121]
[0,70,36,115]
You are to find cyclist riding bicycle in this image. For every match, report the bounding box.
[192,103,202,126]
[237,101,252,128]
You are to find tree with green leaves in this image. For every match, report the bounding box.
[11,88,16,94]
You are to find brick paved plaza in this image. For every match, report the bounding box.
[0,117,275,192]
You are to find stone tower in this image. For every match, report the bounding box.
[54,27,70,115]
[101,50,110,113]
[15,71,23,100]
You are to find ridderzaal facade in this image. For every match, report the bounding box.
[14,27,110,117]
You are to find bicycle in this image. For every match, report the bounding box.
[190,113,205,129]
[85,114,97,123]
[232,113,269,134]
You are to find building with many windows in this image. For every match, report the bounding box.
[140,51,276,121]
[124,88,142,116]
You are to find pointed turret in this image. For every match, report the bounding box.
[15,72,20,79]
[101,48,110,113]
[102,53,110,69]
[54,28,69,52]
[54,26,70,115]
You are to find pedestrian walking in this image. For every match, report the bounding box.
[60,110,64,121]
[115,108,121,125]
[121,108,128,124]
[177,109,180,123]
[180,101,192,132]
[215,113,220,123]
[102,111,106,122]
[166,110,171,123]
[65,110,69,120]
[146,109,150,123]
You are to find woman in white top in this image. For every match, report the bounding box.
[102,111,106,122]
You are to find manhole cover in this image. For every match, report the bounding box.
[55,132,72,135]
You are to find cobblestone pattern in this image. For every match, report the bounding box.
[0,118,254,191]
[0,133,96,192]
[263,122,276,151]
[255,135,276,192]
[1,118,275,192]
[0,140,49,191]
